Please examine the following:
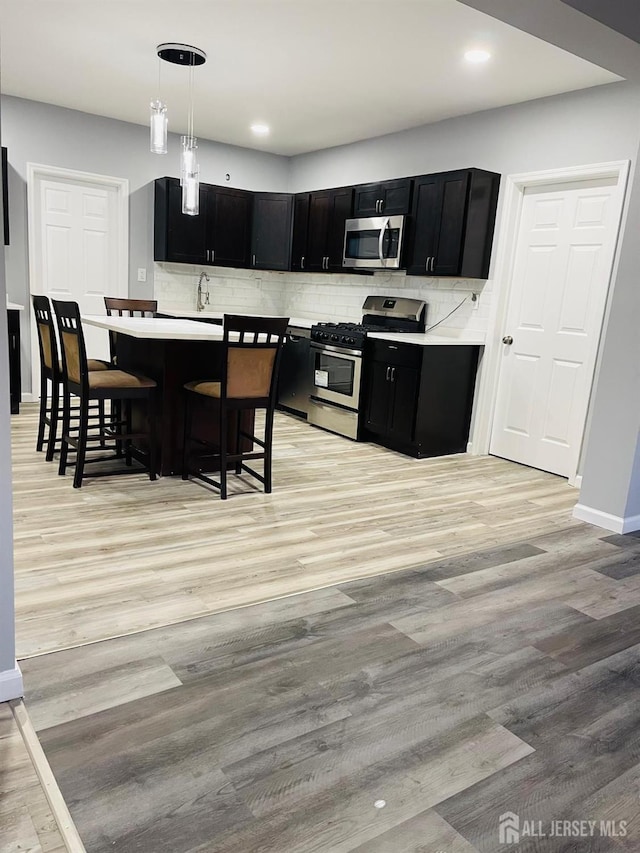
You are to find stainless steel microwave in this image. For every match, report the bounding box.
[343,215,406,270]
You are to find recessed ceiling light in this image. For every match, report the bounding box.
[251,123,270,136]
[464,49,491,64]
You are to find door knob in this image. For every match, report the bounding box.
[502,335,513,345]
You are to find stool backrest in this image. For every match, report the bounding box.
[104,297,157,317]
[32,294,59,377]
[223,315,289,403]
[104,298,157,363]
[52,300,88,392]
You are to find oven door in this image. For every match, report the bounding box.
[343,215,405,269]
[310,343,362,410]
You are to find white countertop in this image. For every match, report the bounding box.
[158,308,315,330]
[368,330,486,346]
[83,315,226,341]
[6,301,24,311]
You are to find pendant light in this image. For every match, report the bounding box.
[153,43,207,216]
[149,52,167,154]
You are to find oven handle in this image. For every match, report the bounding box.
[378,217,390,264]
[310,342,363,358]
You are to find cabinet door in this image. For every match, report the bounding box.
[209,186,252,268]
[326,186,353,271]
[306,191,331,271]
[250,193,293,271]
[432,171,470,277]
[405,174,441,276]
[155,177,207,264]
[388,364,419,441]
[364,360,393,435]
[380,178,412,215]
[353,183,382,217]
[291,193,310,271]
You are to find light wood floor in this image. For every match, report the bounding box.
[11,403,580,659]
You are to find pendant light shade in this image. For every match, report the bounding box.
[181,135,199,215]
[150,99,168,154]
[152,43,207,215]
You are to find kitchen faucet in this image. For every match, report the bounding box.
[196,270,210,312]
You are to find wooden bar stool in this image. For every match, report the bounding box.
[32,295,109,461]
[104,297,157,365]
[53,299,158,488]
[182,314,289,499]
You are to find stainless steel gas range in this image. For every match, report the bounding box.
[308,296,427,440]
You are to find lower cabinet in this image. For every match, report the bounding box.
[7,308,21,415]
[361,339,480,458]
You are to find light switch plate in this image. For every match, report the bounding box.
[137,268,147,282]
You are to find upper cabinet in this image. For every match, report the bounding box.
[353,178,412,217]
[250,193,293,271]
[2,148,9,246]
[406,169,500,279]
[291,187,353,272]
[154,177,252,268]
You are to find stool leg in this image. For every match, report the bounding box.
[73,397,89,489]
[98,400,107,448]
[45,378,60,462]
[219,405,228,500]
[36,372,48,452]
[264,408,275,494]
[234,412,242,475]
[58,390,71,476]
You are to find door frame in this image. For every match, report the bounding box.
[470,160,630,486]
[26,162,129,399]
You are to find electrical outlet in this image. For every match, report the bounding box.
[471,292,479,310]
[137,268,147,282]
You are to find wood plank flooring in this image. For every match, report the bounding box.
[11,404,580,658]
[20,523,640,852]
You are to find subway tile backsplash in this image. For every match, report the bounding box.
[154,263,492,332]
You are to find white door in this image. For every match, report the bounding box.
[490,176,624,478]
[28,164,128,395]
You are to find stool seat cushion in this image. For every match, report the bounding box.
[185,380,221,398]
[89,369,156,390]
[59,358,109,373]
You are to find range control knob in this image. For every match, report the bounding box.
[331,334,339,342]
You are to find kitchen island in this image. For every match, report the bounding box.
[83,316,251,476]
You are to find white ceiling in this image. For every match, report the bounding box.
[0,0,622,156]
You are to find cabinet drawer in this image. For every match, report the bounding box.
[369,340,422,368]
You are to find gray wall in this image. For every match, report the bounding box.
[290,81,640,192]
[1,95,290,390]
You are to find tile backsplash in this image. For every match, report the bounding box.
[154,263,493,333]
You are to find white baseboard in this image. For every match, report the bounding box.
[21,392,37,403]
[0,663,24,701]
[573,503,640,534]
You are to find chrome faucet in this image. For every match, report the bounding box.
[196,270,210,312]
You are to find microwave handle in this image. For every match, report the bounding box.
[378,217,390,264]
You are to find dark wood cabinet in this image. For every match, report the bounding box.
[353,178,412,217]
[7,308,20,415]
[406,169,499,279]
[291,187,353,272]
[362,339,480,458]
[154,177,252,268]
[209,185,252,268]
[250,193,293,271]
[2,147,9,246]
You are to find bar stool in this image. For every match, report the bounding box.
[53,299,158,488]
[104,297,157,364]
[32,295,109,461]
[182,314,289,499]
